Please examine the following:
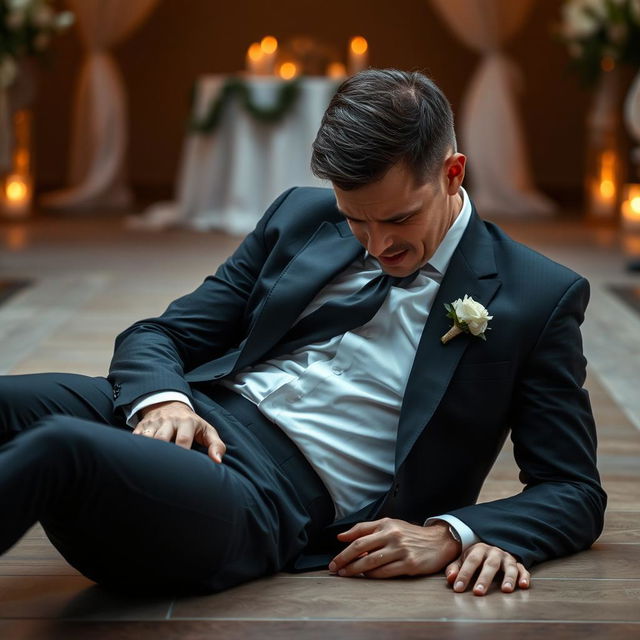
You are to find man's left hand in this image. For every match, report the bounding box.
[445,542,530,595]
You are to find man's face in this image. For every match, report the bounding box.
[333,156,466,277]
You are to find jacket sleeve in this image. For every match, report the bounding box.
[107,188,296,411]
[448,276,607,567]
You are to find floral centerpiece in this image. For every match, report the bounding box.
[0,0,73,90]
[559,0,640,85]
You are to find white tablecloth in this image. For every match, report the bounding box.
[137,76,338,235]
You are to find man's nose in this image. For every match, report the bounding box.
[366,227,393,257]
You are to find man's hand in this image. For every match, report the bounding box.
[445,542,531,596]
[132,401,226,463]
[328,518,461,578]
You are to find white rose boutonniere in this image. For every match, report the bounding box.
[441,295,493,344]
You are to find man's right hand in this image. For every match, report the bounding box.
[133,401,226,463]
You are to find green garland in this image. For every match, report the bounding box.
[189,77,302,133]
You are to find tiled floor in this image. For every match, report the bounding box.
[0,212,639,639]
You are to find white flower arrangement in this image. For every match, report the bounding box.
[441,295,493,345]
[0,0,74,89]
[559,0,640,85]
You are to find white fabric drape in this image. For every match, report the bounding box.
[625,69,640,165]
[42,0,158,210]
[134,76,335,234]
[430,0,555,216]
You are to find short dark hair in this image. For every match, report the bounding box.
[311,69,456,190]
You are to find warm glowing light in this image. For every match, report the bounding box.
[1,108,32,220]
[601,56,615,72]
[589,148,619,219]
[278,62,298,80]
[350,36,368,55]
[596,150,617,199]
[327,62,346,78]
[248,42,263,62]
[600,180,615,198]
[5,175,28,202]
[348,36,369,75]
[261,36,278,54]
[622,184,640,230]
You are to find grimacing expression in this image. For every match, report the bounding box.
[333,156,466,277]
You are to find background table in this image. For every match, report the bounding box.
[140,76,338,235]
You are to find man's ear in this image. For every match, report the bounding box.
[444,153,466,195]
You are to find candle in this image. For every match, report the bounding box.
[348,36,368,75]
[260,35,278,75]
[622,183,640,231]
[246,42,264,75]
[1,108,33,219]
[2,173,32,219]
[278,62,299,81]
[326,62,347,79]
[589,149,618,219]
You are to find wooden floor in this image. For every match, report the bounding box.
[1,215,639,638]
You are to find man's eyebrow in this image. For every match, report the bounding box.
[337,207,422,223]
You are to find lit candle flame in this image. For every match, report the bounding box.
[598,150,617,200]
[600,180,615,198]
[5,175,28,202]
[278,62,298,80]
[350,36,368,55]
[248,42,263,62]
[622,184,640,229]
[261,36,278,55]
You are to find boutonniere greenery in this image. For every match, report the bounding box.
[441,295,493,344]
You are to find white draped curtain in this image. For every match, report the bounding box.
[42,0,159,211]
[430,0,555,216]
[625,70,640,165]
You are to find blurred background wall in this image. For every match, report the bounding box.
[34,0,590,204]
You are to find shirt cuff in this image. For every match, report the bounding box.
[126,391,194,428]
[424,514,481,551]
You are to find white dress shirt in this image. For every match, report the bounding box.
[129,188,479,549]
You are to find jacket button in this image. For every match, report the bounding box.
[393,483,400,497]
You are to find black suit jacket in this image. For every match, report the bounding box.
[109,187,606,568]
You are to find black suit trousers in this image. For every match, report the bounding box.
[0,374,333,593]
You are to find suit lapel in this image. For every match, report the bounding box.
[394,211,501,469]
[236,220,362,369]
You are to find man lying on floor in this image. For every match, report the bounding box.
[0,69,606,595]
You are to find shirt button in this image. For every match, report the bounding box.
[332,366,343,375]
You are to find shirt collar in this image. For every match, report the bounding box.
[427,186,472,275]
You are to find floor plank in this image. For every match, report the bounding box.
[0,576,172,621]
[1,620,638,640]
[171,575,640,622]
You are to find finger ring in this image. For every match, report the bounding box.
[378,553,384,560]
